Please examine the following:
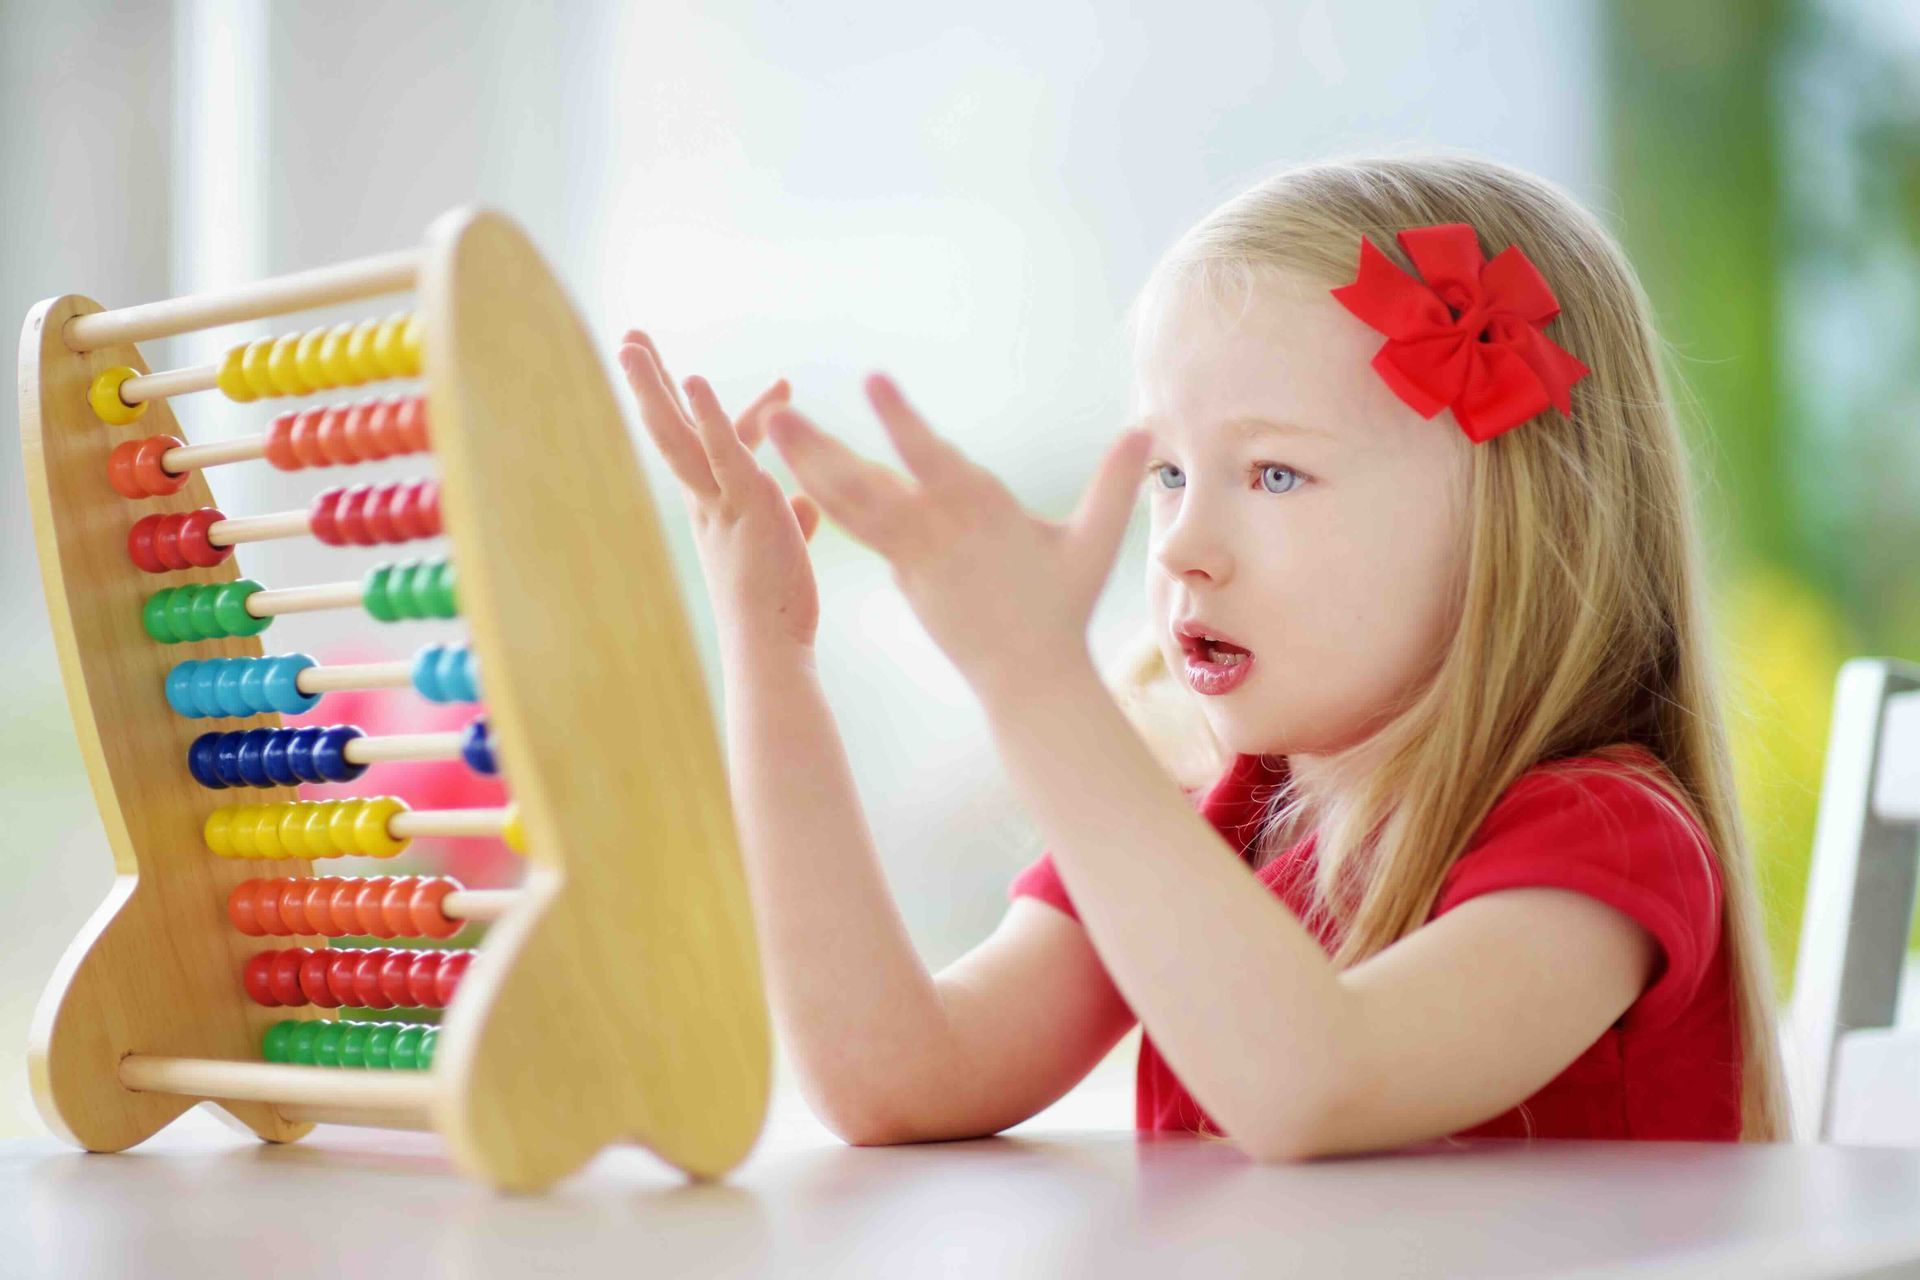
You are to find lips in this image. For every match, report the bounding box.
[1173,619,1253,660]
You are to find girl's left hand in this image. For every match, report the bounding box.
[764,373,1152,698]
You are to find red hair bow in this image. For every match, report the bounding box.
[1329,222,1591,443]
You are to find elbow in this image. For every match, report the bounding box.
[1232,1070,1364,1165]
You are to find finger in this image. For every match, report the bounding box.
[864,372,983,495]
[618,341,718,499]
[682,374,761,494]
[791,493,821,543]
[764,405,918,555]
[735,378,792,452]
[1066,428,1152,568]
[622,329,692,419]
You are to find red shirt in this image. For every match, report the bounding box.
[1006,745,1740,1140]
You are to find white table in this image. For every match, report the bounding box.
[5,1107,1920,1278]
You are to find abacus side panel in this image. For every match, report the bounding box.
[18,296,318,1149]
[419,209,772,1188]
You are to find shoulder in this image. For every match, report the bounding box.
[1435,744,1723,1030]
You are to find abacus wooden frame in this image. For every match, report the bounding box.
[18,207,771,1192]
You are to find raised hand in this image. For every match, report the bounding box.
[618,329,823,651]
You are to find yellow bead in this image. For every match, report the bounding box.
[399,313,424,375]
[501,805,526,855]
[203,806,236,858]
[319,322,357,384]
[345,318,383,383]
[277,801,313,860]
[217,344,256,402]
[267,334,311,397]
[222,804,258,859]
[369,312,409,379]
[294,327,330,391]
[356,796,409,858]
[251,804,287,859]
[325,799,356,856]
[241,338,279,399]
[87,366,147,425]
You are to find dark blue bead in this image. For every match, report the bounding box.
[285,727,324,784]
[262,729,298,787]
[214,732,247,787]
[460,717,496,775]
[236,728,276,787]
[188,733,227,789]
[312,726,366,783]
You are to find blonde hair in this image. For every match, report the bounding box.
[1116,151,1789,1141]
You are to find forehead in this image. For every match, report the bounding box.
[1132,266,1420,450]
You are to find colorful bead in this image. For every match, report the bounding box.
[187,724,366,789]
[215,318,421,402]
[410,643,479,703]
[127,508,232,573]
[318,322,357,383]
[502,803,526,854]
[205,796,411,859]
[363,556,458,622]
[165,654,319,718]
[217,344,256,402]
[309,479,441,547]
[107,434,187,499]
[227,875,467,939]
[459,717,497,775]
[142,581,268,644]
[400,314,424,373]
[294,328,329,390]
[87,366,147,425]
[345,318,383,383]
[267,334,312,397]
[371,312,411,378]
[241,337,279,399]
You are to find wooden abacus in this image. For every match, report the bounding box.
[17,207,772,1192]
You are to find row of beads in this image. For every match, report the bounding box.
[142,580,267,643]
[205,797,410,860]
[311,480,441,546]
[164,645,479,719]
[244,946,472,1010]
[106,435,190,499]
[228,875,463,940]
[189,726,367,789]
[217,313,422,403]
[364,557,457,621]
[261,1018,437,1070]
[127,509,229,573]
[266,396,429,469]
[412,643,481,704]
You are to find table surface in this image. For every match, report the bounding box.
[6,1107,1920,1279]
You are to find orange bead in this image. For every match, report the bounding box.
[277,880,313,935]
[355,877,397,937]
[228,880,266,936]
[326,880,364,935]
[302,879,340,936]
[379,877,418,937]
[409,877,462,940]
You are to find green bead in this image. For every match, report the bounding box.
[340,1021,369,1069]
[311,1020,343,1068]
[364,1022,397,1069]
[363,563,397,622]
[395,560,427,618]
[390,1025,424,1071]
[214,579,268,637]
[287,1021,320,1066]
[424,560,457,617]
[142,588,178,643]
[186,584,219,640]
[417,1027,438,1070]
[262,1020,297,1063]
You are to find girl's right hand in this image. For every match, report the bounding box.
[618,329,824,652]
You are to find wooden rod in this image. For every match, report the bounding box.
[164,434,267,472]
[442,888,518,923]
[298,660,413,694]
[209,510,310,547]
[391,808,511,840]
[273,1101,437,1132]
[343,731,464,766]
[247,580,363,618]
[118,1053,439,1109]
[120,363,218,406]
[64,249,419,351]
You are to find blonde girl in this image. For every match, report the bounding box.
[618,150,1788,1158]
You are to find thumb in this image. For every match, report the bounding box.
[792,493,822,543]
[1067,428,1150,568]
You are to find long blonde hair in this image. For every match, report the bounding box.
[1116,152,1789,1140]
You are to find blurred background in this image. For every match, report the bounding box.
[0,0,1906,1145]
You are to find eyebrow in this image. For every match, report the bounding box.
[1137,415,1335,441]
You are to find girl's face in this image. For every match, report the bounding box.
[1139,268,1474,765]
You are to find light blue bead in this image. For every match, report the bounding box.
[266,654,319,714]
[214,659,253,718]
[165,661,201,717]
[238,659,272,716]
[188,661,223,717]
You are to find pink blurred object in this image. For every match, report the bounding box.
[285,644,516,887]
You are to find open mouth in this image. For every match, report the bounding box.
[1181,634,1253,666]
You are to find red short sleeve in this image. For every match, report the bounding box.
[1432,761,1723,1032]
[1008,850,1080,922]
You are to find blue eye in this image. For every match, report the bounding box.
[1147,462,1185,490]
[1258,464,1302,495]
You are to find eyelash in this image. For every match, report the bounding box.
[1144,461,1306,496]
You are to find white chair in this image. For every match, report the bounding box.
[1787,657,1920,1143]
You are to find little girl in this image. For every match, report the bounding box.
[617,151,1789,1159]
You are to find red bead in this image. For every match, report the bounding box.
[338,484,374,544]
[243,952,278,1005]
[265,411,302,470]
[178,507,230,567]
[311,951,351,1007]
[229,880,266,936]
[356,877,396,938]
[365,485,400,543]
[269,949,309,1005]
[354,949,394,1008]
[409,877,461,939]
[127,514,167,573]
[378,951,414,1006]
[309,488,344,546]
[405,951,441,1007]
[277,879,312,935]
[435,952,471,1006]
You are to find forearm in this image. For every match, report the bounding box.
[719,637,965,1141]
[975,659,1357,1159]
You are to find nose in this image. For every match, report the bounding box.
[1151,501,1232,585]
